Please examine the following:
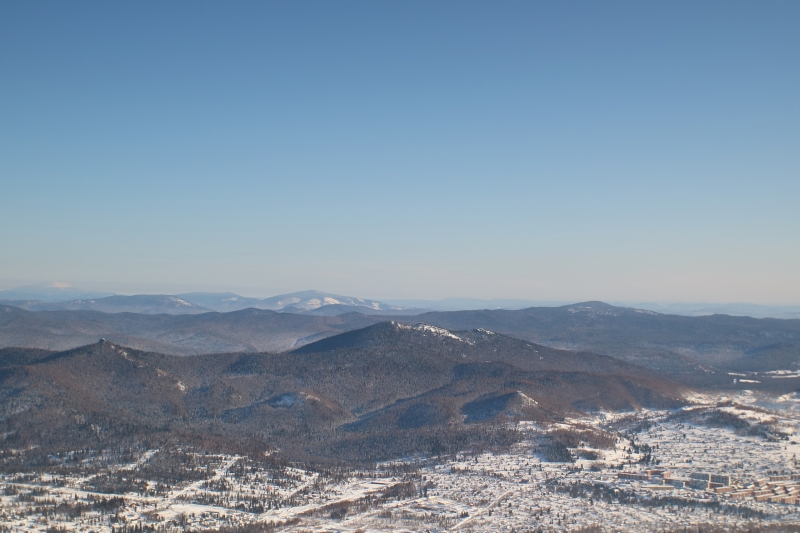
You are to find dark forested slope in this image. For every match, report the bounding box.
[0,323,686,461]
[387,302,800,376]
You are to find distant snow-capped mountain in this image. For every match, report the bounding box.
[1,288,421,316]
[260,290,400,311]
[178,290,418,315]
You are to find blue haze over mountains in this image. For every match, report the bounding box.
[2,282,800,381]
[2,284,800,459]
[1,283,799,319]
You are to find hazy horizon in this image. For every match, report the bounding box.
[2,280,800,310]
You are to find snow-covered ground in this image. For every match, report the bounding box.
[2,390,799,532]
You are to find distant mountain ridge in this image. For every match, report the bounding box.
[380,297,563,311]
[0,294,209,314]
[178,290,426,315]
[624,301,800,320]
[0,305,377,354]
[0,290,421,316]
[3,283,797,318]
[2,300,800,386]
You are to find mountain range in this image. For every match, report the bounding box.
[406,302,800,376]
[3,297,800,462]
[0,294,209,314]
[623,301,800,320]
[0,290,423,316]
[3,284,799,318]
[2,301,798,383]
[0,305,377,354]
[178,290,413,314]
[0,322,687,461]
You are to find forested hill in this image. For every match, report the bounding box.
[386,302,800,377]
[0,323,686,462]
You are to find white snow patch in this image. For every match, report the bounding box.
[167,296,194,307]
[763,370,800,378]
[516,391,538,407]
[413,323,465,341]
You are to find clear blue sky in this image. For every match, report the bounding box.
[1,1,798,303]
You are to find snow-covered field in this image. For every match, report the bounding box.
[2,391,799,533]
